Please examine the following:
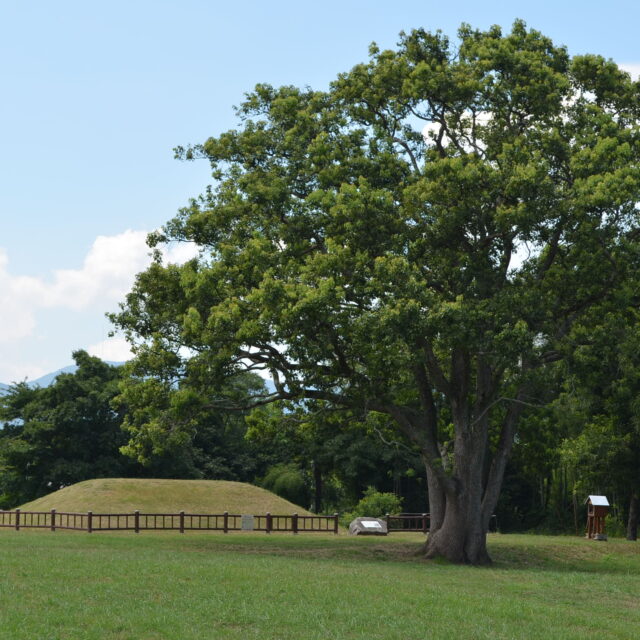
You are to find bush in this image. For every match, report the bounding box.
[341,486,403,526]
[604,514,627,538]
[261,464,309,508]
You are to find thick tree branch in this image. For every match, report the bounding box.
[392,136,421,174]
[420,338,452,396]
[536,227,563,281]
[481,384,531,525]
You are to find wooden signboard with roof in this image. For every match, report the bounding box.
[585,495,609,540]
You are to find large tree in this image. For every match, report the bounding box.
[113,21,640,563]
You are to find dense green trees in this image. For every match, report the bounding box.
[0,353,278,507]
[111,21,640,563]
[0,351,133,507]
[114,358,272,481]
[246,403,425,513]
[556,307,640,540]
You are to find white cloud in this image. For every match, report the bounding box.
[165,241,200,264]
[0,249,42,343]
[620,63,640,80]
[0,230,153,339]
[40,230,152,311]
[0,361,48,384]
[0,229,198,347]
[87,336,134,363]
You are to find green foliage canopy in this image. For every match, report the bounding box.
[0,351,130,507]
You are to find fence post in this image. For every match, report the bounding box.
[51,509,56,532]
[334,513,339,535]
[266,512,272,534]
[180,511,185,534]
[385,513,390,531]
[223,511,229,534]
[292,513,298,534]
[87,511,93,534]
[134,510,140,534]
[422,513,428,534]
[15,509,20,531]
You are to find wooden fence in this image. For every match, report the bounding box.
[385,513,499,533]
[0,509,339,535]
[0,510,443,535]
[386,513,430,533]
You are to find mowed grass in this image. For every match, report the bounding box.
[0,531,638,640]
[17,478,313,515]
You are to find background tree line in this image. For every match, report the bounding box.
[1,336,638,539]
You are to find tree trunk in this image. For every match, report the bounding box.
[423,490,491,565]
[425,461,445,531]
[422,431,493,565]
[312,461,323,514]
[404,355,525,565]
[627,492,638,541]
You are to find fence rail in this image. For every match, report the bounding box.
[386,513,430,533]
[0,509,339,535]
[1,510,441,535]
[384,513,498,533]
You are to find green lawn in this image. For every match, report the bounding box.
[0,531,638,639]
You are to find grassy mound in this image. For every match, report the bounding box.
[18,478,313,515]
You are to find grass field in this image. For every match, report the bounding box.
[0,530,638,640]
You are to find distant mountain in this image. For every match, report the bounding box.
[1,361,125,391]
[1,362,272,393]
[29,365,79,388]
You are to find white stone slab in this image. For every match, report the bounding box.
[348,517,388,536]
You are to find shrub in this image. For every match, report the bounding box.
[261,464,309,507]
[341,486,403,526]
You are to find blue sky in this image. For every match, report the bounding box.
[1,0,639,382]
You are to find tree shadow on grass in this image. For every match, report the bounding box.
[174,532,640,576]
[489,539,640,575]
